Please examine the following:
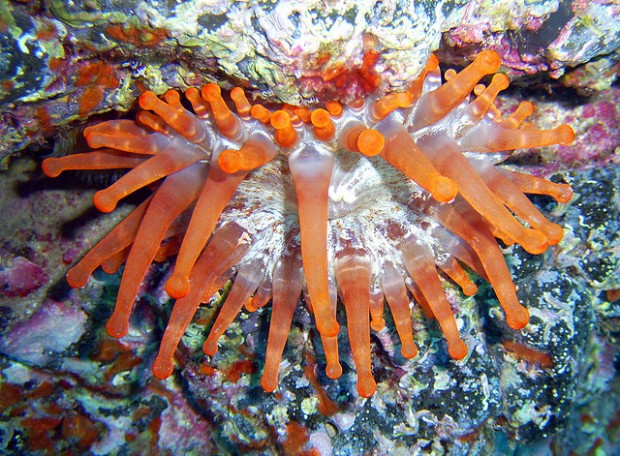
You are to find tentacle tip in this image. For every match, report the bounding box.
[310,109,331,128]
[66,269,88,289]
[556,184,574,204]
[271,110,291,130]
[545,223,565,245]
[462,283,478,296]
[493,73,510,90]
[244,299,258,313]
[401,344,419,359]
[370,318,386,332]
[166,274,190,299]
[428,53,439,68]
[202,83,221,101]
[218,149,241,174]
[164,90,181,103]
[357,129,384,156]
[152,358,174,380]
[557,124,575,145]
[101,261,120,274]
[326,362,343,380]
[325,100,343,118]
[431,176,458,203]
[93,190,117,213]
[448,340,468,360]
[476,50,501,72]
[202,340,218,356]
[41,158,62,177]
[507,306,530,329]
[260,375,277,393]
[357,376,377,398]
[494,73,510,90]
[185,87,200,97]
[521,230,548,255]
[230,86,244,98]
[84,132,101,149]
[105,315,129,339]
[138,91,158,110]
[83,125,96,138]
[521,101,535,116]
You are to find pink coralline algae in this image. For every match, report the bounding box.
[0,300,87,366]
[0,256,49,298]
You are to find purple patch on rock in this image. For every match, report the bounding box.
[0,256,49,297]
[0,300,87,366]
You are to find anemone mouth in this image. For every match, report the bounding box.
[327,149,414,222]
[42,51,574,397]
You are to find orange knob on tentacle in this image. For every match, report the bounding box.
[311,108,335,141]
[460,122,575,152]
[218,150,243,174]
[251,104,272,124]
[139,90,207,142]
[444,69,457,81]
[218,136,277,174]
[292,106,312,124]
[357,130,385,156]
[325,100,343,118]
[281,105,303,126]
[462,73,510,125]
[413,50,502,129]
[186,87,210,118]
[340,123,385,156]
[502,101,535,129]
[163,90,183,108]
[340,124,365,152]
[271,110,298,148]
[230,87,252,118]
[84,120,169,155]
[371,92,413,121]
[202,83,241,139]
[137,91,159,110]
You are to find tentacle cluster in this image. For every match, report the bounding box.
[43,51,574,397]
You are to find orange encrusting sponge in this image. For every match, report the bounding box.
[42,50,574,398]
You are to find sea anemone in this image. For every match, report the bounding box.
[42,50,574,398]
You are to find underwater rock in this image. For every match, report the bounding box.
[0,256,48,298]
